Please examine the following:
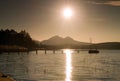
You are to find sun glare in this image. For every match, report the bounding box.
[63,7,73,19]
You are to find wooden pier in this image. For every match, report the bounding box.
[0,49,81,54]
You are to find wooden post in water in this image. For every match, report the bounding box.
[45,49,47,54]
[53,50,55,54]
[8,51,10,54]
[36,50,38,54]
[77,50,80,53]
[62,50,63,54]
[18,51,20,54]
[27,50,29,54]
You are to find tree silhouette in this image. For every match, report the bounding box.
[0,29,38,49]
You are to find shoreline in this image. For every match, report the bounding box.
[0,73,15,81]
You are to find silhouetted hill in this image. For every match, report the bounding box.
[40,36,120,49]
[41,35,90,46]
[92,42,120,49]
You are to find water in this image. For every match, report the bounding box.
[0,50,120,81]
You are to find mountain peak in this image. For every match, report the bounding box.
[49,35,63,40]
[51,35,62,38]
[41,35,89,46]
[64,36,74,40]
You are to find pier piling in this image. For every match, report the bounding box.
[53,50,55,54]
[36,50,38,54]
[45,50,47,54]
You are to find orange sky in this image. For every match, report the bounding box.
[0,0,120,43]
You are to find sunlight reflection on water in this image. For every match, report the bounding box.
[64,49,72,81]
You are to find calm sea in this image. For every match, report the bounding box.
[0,49,120,81]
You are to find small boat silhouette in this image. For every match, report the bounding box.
[88,38,99,54]
[88,49,99,54]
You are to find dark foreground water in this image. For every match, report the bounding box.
[0,50,120,81]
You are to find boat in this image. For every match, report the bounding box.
[88,49,99,54]
[88,38,99,54]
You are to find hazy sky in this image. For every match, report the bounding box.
[0,0,120,43]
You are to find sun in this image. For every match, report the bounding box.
[63,7,73,19]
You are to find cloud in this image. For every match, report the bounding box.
[87,0,120,6]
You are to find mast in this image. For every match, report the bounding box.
[89,37,92,44]
[89,37,92,49]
